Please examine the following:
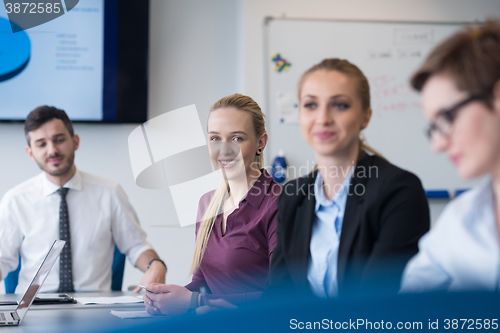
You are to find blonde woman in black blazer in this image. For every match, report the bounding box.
[266,59,430,297]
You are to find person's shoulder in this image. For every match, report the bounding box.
[198,189,216,209]
[282,171,315,191]
[79,170,121,190]
[2,173,45,199]
[435,183,484,228]
[195,189,217,228]
[264,175,283,200]
[362,154,423,187]
[362,154,410,176]
[257,178,282,213]
[279,171,316,206]
[412,185,482,265]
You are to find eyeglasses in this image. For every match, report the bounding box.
[425,95,483,140]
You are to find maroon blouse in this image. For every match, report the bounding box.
[185,169,281,305]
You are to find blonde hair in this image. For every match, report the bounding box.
[298,58,385,158]
[190,94,267,273]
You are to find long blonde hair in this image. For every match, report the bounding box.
[190,94,267,273]
[298,58,385,158]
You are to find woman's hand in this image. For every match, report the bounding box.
[143,283,192,316]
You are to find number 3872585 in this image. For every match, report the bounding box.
[5,2,62,14]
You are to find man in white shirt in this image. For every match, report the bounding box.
[0,106,167,293]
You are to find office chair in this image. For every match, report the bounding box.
[4,245,126,293]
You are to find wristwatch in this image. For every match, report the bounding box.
[187,291,200,315]
[147,258,167,271]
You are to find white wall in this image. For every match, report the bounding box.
[122,0,243,289]
[0,122,197,291]
[149,0,244,121]
[241,0,500,109]
[1,0,499,293]
[239,0,499,233]
[0,0,243,293]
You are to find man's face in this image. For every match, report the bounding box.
[26,119,79,177]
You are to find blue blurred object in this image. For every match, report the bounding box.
[102,289,500,333]
[271,150,287,184]
[455,188,470,197]
[4,254,21,293]
[111,245,126,291]
[4,245,125,293]
[425,190,450,199]
[33,269,500,332]
[0,17,31,82]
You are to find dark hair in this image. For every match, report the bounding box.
[24,106,74,146]
[411,19,500,106]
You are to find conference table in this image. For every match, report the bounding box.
[2,290,500,333]
[0,291,167,332]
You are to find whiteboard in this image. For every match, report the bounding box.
[264,18,480,191]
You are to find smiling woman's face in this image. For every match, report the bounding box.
[299,70,370,159]
[207,107,261,181]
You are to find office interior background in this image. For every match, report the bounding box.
[1,0,499,292]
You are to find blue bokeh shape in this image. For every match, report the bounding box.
[0,17,31,82]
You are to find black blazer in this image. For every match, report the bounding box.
[266,153,430,296]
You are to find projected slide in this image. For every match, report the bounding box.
[0,17,31,82]
[0,0,105,120]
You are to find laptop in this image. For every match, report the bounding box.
[0,240,66,326]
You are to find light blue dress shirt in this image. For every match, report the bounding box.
[401,179,500,292]
[307,168,353,298]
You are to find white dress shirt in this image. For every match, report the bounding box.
[401,180,500,292]
[0,170,153,293]
[307,169,353,298]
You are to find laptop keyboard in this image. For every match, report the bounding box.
[0,312,5,321]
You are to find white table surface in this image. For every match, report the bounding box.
[0,291,167,332]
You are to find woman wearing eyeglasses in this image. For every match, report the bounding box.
[265,59,430,298]
[401,20,500,292]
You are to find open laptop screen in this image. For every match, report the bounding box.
[16,240,65,322]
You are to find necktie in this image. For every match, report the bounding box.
[57,188,75,292]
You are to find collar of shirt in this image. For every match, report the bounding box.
[241,169,276,209]
[41,169,83,196]
[314,166,354,214]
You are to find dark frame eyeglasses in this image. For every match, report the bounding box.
[425,95,483,140]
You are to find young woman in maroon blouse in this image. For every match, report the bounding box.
[144,94,282,315]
